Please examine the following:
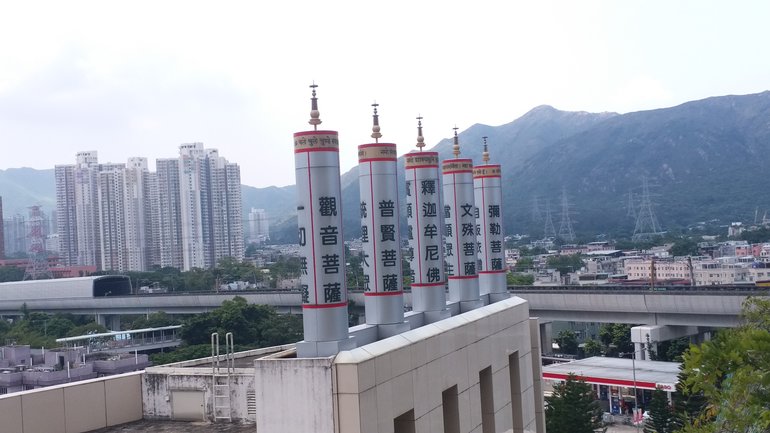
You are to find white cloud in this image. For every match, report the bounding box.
[1,0,769,186]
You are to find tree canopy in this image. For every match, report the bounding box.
[545,373,603,433]
[555,330,579,355]
[153,296,303,364]
[669,238,699,257]
[598,323,634,356]
[506,272,534,286]
[546,254,584,274]
[644,388,679,433]
[677,297,770,432]
[181,296,302,346]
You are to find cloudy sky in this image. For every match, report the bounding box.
[1,1,769,188]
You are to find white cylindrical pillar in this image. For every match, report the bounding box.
[405,152,448,321]
[474,164,508,302]
[442,158,481,312]
[358,143,405,327]
[294,129,352,357]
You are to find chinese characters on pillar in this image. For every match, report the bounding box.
[473,165,505,274]
[294,131,346,307]
[359,144,403,295]
[404,153,445,287]
[442,159,478,279]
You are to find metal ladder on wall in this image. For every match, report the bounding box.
[211,332,234,422]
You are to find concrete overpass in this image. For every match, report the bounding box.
[1,285,766,329]
[507,286,769,327]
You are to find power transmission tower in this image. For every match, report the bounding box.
[23,205,53,280]
[531,196,542,224]
[558,188,575,242]
[544,199,556,239]
[632,177,664,241]
[626,191,637,220]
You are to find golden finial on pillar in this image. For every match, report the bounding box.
[416,115,425,150]
[308,82,322,130]
[452,126,460,158]
[371,102,382,143]
[482,136,490,163]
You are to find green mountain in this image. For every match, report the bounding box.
[509,91,770,236]
[3,91,770,241]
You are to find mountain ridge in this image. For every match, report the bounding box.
[2,91,769,241]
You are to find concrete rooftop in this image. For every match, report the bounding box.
[91,420,255,432]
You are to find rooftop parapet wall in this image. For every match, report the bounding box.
[0,371,143,433]
[255,296,541,433]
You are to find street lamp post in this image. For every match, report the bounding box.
[621,350,640,431]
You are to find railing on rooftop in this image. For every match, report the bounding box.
[56,325,182,353]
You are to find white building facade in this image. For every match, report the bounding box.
[54,145,243,272]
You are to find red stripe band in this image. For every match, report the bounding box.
[448,275,479,280]
[295,147,339,154]
[364,291,405,297]
[478,270,507,274]
[302,302,349,309]
[542,372,658,389]
[406,164,438,169]
[443,169,473,174]
[411,282,446,287]
[473,175,501,179]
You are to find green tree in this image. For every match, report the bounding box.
[506,272,534,285]
[649,337,690,362]
[677,297,770,432]
[216,257,261,284]
[545,373,603,433]
[740,226,770,244]
[180,296,302,348]
[519,246,548,256]
[671,371,707,430]
[129,311,180,330]
[547,254,584,274]
[582,338,604,357]
[669,238,698,257]
[269,256,301,279]
[45,315,76,338]
[643,388,679,433]
[514,256,534,272]
[555,330,579,355]
[599,323,634,356]
[183,267,215,291]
